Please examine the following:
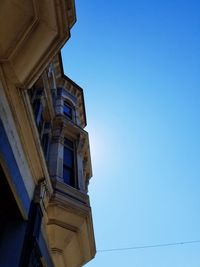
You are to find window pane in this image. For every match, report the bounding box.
[36,89,43,96]
[44,122,51,129]
[63,166,74,186]
[38,114,43,134]
[64,138,74,149]
[33,99,40,120]
[41,133,49,158]
[64,147,73,167]
[64,103,72,119]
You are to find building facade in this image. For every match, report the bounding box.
[0,1,95,267]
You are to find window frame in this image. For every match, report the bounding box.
[63,101,73,121]
[63,137,77,188]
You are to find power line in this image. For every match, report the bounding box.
[97,240,200,253]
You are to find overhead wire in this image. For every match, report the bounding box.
[97,240,200,253]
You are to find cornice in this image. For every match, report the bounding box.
[52,53,87,128]
[0,0,76,88]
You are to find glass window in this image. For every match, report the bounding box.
[63,147,73,167]
[64,138,74,149]
[41,133,49,158]
[33,97,43,132]
[38,114,44,135]
[33,98,40,120]
[63,166,74,185]
[63,138,75,187]
[63,102,72,120]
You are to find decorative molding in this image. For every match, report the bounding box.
[0,0,76,88]
[46,189,96,267]
[52,54,87,128]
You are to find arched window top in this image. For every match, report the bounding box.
[63,96,76,107]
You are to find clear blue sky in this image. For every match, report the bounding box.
[62,1,200,266]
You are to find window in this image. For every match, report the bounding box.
[30,89,51,159]
[63,138,76,187]
[63,102,73,120]
[38,114,44,136]
[33,98,41,122]
[41,133,49,158]
[32,90,44,132]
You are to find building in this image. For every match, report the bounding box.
[0,1,96,267]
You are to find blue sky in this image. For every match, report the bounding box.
[62,1,200,266]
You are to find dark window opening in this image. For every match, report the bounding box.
[0,165,25,267]
[30,91,51,160]
[64,138,74,149]
[33,99,40,121]
[0,165,22,224]
[63,102,72,120]
[32,98,43,133]
[38,115,44,136]
[41,133,49,159]
[63,138,76,187]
